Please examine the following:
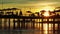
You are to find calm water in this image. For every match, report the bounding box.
[0,23,60,34]
[0,18,60,34]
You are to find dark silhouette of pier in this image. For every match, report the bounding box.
[0,7,60,34]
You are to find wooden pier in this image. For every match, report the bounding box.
[0,15,59,34]
[0,12,60,34]
[0,15,60,30]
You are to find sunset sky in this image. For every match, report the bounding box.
[0,0,60,12]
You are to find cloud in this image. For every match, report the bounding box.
[0,0,60,9]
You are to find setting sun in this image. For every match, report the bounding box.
[40,6,54,12]
[43,11,50,17]
[40,6,54,17]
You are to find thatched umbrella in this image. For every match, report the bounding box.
[40,10,46,16]
[11,8,17,10]
[26,11,32,16]
[26,11,32,13]
[54,7,60,12]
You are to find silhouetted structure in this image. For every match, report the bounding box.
[19,9,22,16]
[26,11,32,16]
[0,8,60,33]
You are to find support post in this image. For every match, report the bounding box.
[9,18,10,29]
[13,18,15,29]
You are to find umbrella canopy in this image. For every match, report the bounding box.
[11,8,19,10]
[26,11,32,13]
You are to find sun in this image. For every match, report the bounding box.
[40,6,54,12]
[43,11,50,17]
[40,6,54,17]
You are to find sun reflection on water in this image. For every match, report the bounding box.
[43,23,48,34]
[1,18,59,34]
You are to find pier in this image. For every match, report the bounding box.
[0,8,60,34]
[0,15,60,29]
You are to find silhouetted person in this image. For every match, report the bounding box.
[35,12,39,16]
[0,12,4,15]
[30,13,35,17]
[16,11,18,16]
[57,14,59,17]
[19,9,22,16]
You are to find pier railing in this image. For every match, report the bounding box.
[0,15,60,30]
